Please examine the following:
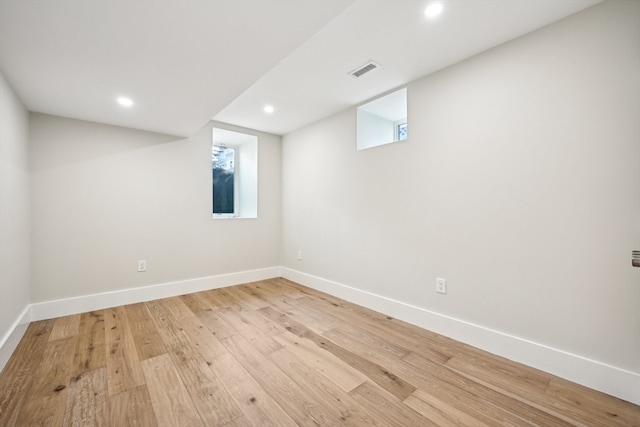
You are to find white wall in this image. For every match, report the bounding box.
[237,136,258,218]
[0,72,31,365]
[356,109,394,150]
[30,115,281,302]
[282,0,639,384]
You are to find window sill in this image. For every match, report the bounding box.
[212,214,257,220]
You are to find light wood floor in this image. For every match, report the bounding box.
[1,278,638,426]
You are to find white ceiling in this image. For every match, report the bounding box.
[0,0,601,138]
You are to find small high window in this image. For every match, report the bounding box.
[356,88,407,150]
[212,128,257,219]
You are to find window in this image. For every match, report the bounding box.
[356,87,407,150]
[212,145,236,215]
[395,120,408,141]
[212,128,258,219]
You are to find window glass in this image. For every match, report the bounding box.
[212,145,235,215]
[396,121,408,141]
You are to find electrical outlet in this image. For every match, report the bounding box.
[138,260,147,272]
[297,250,303,261]
[436,278,446,294]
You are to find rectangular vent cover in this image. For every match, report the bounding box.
[350,61,379,78]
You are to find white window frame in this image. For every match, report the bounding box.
[212,128,258,220]
[395,120,408,142]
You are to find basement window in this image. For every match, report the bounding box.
[212,128,257,219]
[357,87,407,150]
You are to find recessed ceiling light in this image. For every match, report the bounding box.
[425,2,443,18]
[264,105,274,114]
[117,96,134,107]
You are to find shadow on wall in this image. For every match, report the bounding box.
[29,113,183,171]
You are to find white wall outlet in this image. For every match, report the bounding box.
[137,259,147,272]
[436,277,446,294]
[297,250,303,261]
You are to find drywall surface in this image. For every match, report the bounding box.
[357,109,394,150]
[30,116,281,302]
[282,0,640,373]
[0,72,30,344]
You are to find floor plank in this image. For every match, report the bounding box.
[141,354,203,427]
[216,306,283,355]
[261,305,416,401]
[0,320,54,426]
[349,381,434,426]
[104,307,146,396]
[15,336,77,426]
[544,378,639,427]
[49,314,81,342]
[221,333,341,426]
[109,385,157,427]
[207,352,298,426]
[124,303,166,361]
[63,367,109,426]
[195,307,239,340]
[179,292,216,314]
[72,311,107,379]
[273,330,368,393]
[402,351,574,426]
[268,346,383,426]
[145,298,242,426]
[174,312,228,362]
[404,387,493,427]
[224,286,271,311]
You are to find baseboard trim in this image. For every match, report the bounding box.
[281,267,640,406]
[30,266,281,321]
[0,305,31,373]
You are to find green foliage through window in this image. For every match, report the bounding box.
[212,145,235,214]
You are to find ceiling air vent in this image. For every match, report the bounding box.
[350,61,379,78]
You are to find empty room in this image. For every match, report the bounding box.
[1,0,639,425]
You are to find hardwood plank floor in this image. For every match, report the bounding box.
[1,278,638,426]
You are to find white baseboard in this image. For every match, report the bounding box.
[0,266,280,373]
[30,266,281,321]
[281,267,640,406]
[0,305,31,373]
